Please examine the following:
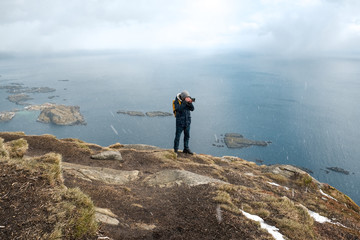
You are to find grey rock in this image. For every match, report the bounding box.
[144,169,227,187]
[95,212,119,226]
[91,151,123,161]
[95,207,119,225]
[224,133,270,148]
[63,162,139,185]
[145,111,172,117]
[37,104,86,126]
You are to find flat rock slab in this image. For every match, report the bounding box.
[144,169,227,187]
[95,207,119,225]
[95,213,119,226]
[224,133,269,148]
[63,162,139,185]
[91,151,122,161]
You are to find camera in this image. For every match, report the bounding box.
[190,97,196,102]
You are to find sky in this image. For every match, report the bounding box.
[1,0,360,55]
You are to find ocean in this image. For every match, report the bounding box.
[1,51,359,204]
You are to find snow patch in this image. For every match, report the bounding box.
[319,189,338,201]
[241,210,285,240]
[307,210,331,223]
[307,209,348,228]
[267,181,289,191]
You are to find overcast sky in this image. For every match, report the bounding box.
[1,0,360,55]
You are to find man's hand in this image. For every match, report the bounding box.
[184,97,192,103]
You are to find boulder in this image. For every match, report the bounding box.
[91,151,122,161]
[144,169,227,187]
[37,105,86,126]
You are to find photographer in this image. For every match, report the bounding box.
[173,90,195,154]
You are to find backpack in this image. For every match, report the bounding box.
[172,99,181,117]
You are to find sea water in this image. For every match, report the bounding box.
[0,51,359,204]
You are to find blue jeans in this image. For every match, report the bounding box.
[174,125,190,150]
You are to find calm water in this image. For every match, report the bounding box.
[1,51,359,204]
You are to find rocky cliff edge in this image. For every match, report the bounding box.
[0,132,359,240]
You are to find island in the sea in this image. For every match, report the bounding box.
[37,104,86,126]
[0,111,16,122]
[224,133,271,148]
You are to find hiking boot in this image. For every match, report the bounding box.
[174,149,178,153]
[183,148,193,155]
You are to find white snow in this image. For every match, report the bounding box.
[267,182,280,187]
[307,210,331,223]
[267,182,290,191]
[319,189,338,201]
[241,210,286,240]
[307,209,348,228]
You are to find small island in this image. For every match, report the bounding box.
[7,94,33,105]
[224,133,270,149]
[117,110,146,116]
[0,111,16,122]
[37,104,86,126]
[326,167,350,175]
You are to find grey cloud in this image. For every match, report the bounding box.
[0,0,359,55]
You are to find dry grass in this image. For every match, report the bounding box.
[0,137,9,158]
[47,187,98,239]
[264,172,288,185]
[108,142,124,149]
[1,143,99,239]
[5,138,29,158]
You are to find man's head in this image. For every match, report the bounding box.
[180,90,190,100]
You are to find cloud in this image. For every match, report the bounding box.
[0,0,359,55]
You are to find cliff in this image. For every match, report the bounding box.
[0,132,359,240]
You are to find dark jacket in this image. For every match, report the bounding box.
[174,95,194,127]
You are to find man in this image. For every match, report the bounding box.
[173,90,195,154]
